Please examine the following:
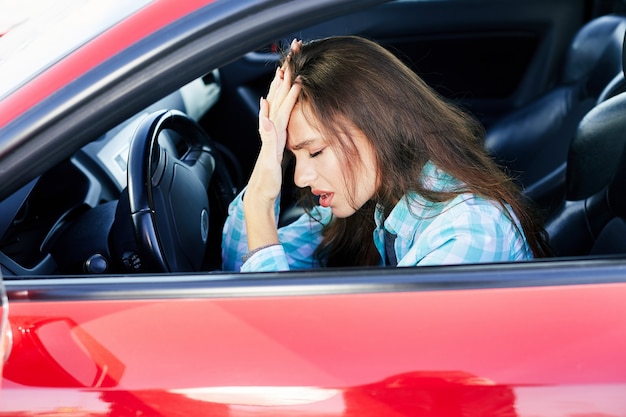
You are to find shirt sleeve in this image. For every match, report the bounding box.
[221,189,252,271]
[221,189,332,272]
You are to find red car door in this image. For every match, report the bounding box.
[2,264,626,416]
[0,280,8,382]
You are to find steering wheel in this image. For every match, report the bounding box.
[125,109,236,272]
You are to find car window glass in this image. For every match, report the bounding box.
[0,0,153,99]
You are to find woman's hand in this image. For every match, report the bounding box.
[243,39,302,251]
[247,40,302,204]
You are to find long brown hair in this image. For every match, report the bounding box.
[283,36,551,266]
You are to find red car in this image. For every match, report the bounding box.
[1,0,626,415]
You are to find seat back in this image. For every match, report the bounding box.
[485,15,626,214]
[597,71,626,103]
[546,90,626,256]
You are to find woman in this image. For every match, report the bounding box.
[222,36,551,272]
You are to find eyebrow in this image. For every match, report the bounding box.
[288,138,319,151]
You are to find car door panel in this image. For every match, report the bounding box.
[0,279,8,382]
[3,261,626,415]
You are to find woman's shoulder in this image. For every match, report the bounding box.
[419,161,464,192]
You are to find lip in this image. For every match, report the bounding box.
[312,189,334,208]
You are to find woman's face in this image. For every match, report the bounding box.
[286,103,378,218]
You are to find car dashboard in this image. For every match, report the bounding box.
[0,70,221,277]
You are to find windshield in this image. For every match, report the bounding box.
[0,0,153,99]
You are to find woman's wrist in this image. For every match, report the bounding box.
[243,190,280,251]
[242,187,276,216]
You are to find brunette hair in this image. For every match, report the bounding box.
[283,36,551,266]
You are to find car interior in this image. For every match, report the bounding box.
[2,0,626,277]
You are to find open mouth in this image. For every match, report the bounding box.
[319,193,332,207]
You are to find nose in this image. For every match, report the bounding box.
[293,156,317,188]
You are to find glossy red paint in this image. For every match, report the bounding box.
[0,0,215,130]
[0,295,6,383]
[2,282,626,416]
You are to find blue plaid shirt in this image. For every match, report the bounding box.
[222,162,532,272]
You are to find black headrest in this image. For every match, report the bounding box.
[562,15,626,95]
[566,91,626,200]
[597,28,626,103]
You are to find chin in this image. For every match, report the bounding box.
[331,205,359,219]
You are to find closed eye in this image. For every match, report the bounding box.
[309,149,324,158]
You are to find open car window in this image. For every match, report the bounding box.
[0,0,625,279]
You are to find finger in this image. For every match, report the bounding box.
[270,64,295,120]
[258,97,272,138]
[278,58,292,92]
[269,81,301,142]
[288,38,297,56]
[258,113,282,163]
[290,38,301,55]
[282,39,297,68]
[266,67,283,103]
[258,119,278,160]
[278,82,302,122]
